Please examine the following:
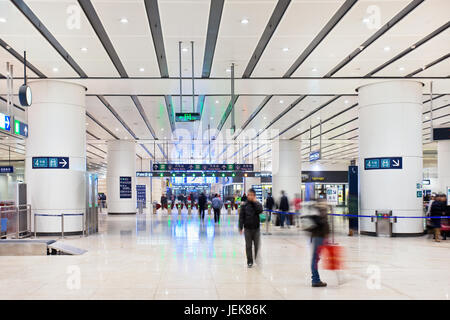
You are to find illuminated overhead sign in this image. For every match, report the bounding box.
[152,163,253,171]
[309,151,321,162]
[175,112,201,122]
[0,113,11,131]
[13,119,28,137]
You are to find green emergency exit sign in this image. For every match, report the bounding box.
[175,112,201,122]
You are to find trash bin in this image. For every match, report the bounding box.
[373,210,393,237]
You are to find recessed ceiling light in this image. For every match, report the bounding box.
[226,68,231,73]
[425,116,429,120]
[210,117,214,120]
[241,18,249,24]
[297,128,300,131]
[279,100,284,104]
[120,17,128,24]
[359,46,365,51]
[410,45,416,49]
[263,117,267,120]
[115,128,119,131]
[124,137,128,140]
[81,47,87,52]
[399,67,405,71]
[312,68,318,72]
[182,48,188,52]
[282,47,289,52]
[383,46,390,52]
[362,18,369,24]
[317,116,321,120]
[215,100,219,104]
[161,128,164,131]
[86,123,89,125]
[0,18,6,23]
[139,67,145,72]
[52,67,58,72]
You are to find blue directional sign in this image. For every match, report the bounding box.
[152,163,254,171]
[309,151,321,162]
[119,176,132,199]
[0,166,14,173]
[0,113,11,131]
[32,157,69,169]
[364,157,402,170]
[13,119,28,137]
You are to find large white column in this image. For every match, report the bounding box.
[437,140,450,193]
[358,80,423,236]
[26,80,86,235]
[107,140,136,214]
[271,140,301,203]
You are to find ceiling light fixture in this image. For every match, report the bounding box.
[282,47,289,52]
[399,67,405,71]
[215,100,219,104]
[210,117,214,120]
[279,100,284,104]
[120,17,128,24]
[182,48,188,52]
[0,18,6,23]
[52,67,58,72]
[81,47,88,52]
[312,68,318,72]
[344,100,349,104]
[241,18,249,24]
[139,67,145,72]
[115,128,119,131]
[383,46,390,52]
[226,68,231,73]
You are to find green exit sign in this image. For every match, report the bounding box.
[175,112,201,122]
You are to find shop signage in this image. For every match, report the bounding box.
[119,176,132,199]
[433,127,450,141]
[309,150,321,162]
[0,166,13,173]
[32,157,69,169]
[364,157,402,170]
[137,171,154,177]
[152,163,253,171]
[422,179,430,185]
[0,113,11,131]
[13,118,28,137]
[251,184,263,203]
[416,190,423,198]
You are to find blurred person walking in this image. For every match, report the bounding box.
[293,193,302,228]
[265,193,275,222]
[239,189,263,268]
[430,193,446,242]
[212,194,223,223]
[198,192,207,221]
[278,190,290,228]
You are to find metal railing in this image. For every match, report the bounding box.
[0,204,32,239]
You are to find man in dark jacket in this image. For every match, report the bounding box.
[265,193,274,222]
[239,189,263,268]
[310,198,330,287]
[198,192,207,220]
[278,190,290,228]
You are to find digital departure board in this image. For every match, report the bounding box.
[433,127,450,140]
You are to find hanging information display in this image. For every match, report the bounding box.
[136,185,146,207]
[152,163,254,171]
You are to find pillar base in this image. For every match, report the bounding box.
[107,212,136,215]
[35,231,84,237]
[360,231,426,237]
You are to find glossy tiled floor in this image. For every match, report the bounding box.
[1,209,449,300]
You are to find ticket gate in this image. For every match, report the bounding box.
[207,202,212,215]
[167,202,173,214]
[187,203,192,215]
[176,203,182,214]
[372,210,394,237]
[225,202,232,215]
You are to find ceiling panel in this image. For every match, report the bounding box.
[138,96,171,139]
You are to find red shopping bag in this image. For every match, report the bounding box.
[318,244,344,270]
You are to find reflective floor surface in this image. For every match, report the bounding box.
[1,209,449,300]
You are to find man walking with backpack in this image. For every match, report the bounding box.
[239,189,263,268]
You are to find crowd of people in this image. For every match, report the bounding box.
[426,193,449,242]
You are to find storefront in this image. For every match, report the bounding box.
[301,171,348,206]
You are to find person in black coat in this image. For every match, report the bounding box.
[198,192,207,220]
[239,189,263,268]
[278,190,290,228]
[264,193,274,222]
[430,193,446,242]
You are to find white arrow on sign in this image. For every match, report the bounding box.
[392,159,400,167]
[4,116,10,129]
[24,126,28,135]
[59,158,67,167]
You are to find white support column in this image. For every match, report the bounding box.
[107,140,136,214]
[437,140,450,193]
[26,80,86,235]
[271,140,301,204]
[358,80,424,236]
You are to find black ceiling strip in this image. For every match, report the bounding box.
[88,144,107,155]
[423,103,450,116]
[86,130,100,140]
[144,0,169,78]
[423,94,446,104]
[322,146,358,158]
[164,95,176,132]
[131,95,157,139]
[0,38,46,78]
[423,113,450,124]
[289,101,358,139]
[140,144,155,159]
[87,149,105,159]
[406,53,450,77]
[234,95,273,139]
[325,0,425,78]
[255,95,306,138]
[86,111,118,140]
[216,95,239,135]
[365,21,450,77]
[283,0,357,78]
[78,0,128,78]
[202,0,224,78]
[0,96,25,112]
[97,96,138,140]
[11,0,88,78]
[276,95,341,137]
[243,0,291,78]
